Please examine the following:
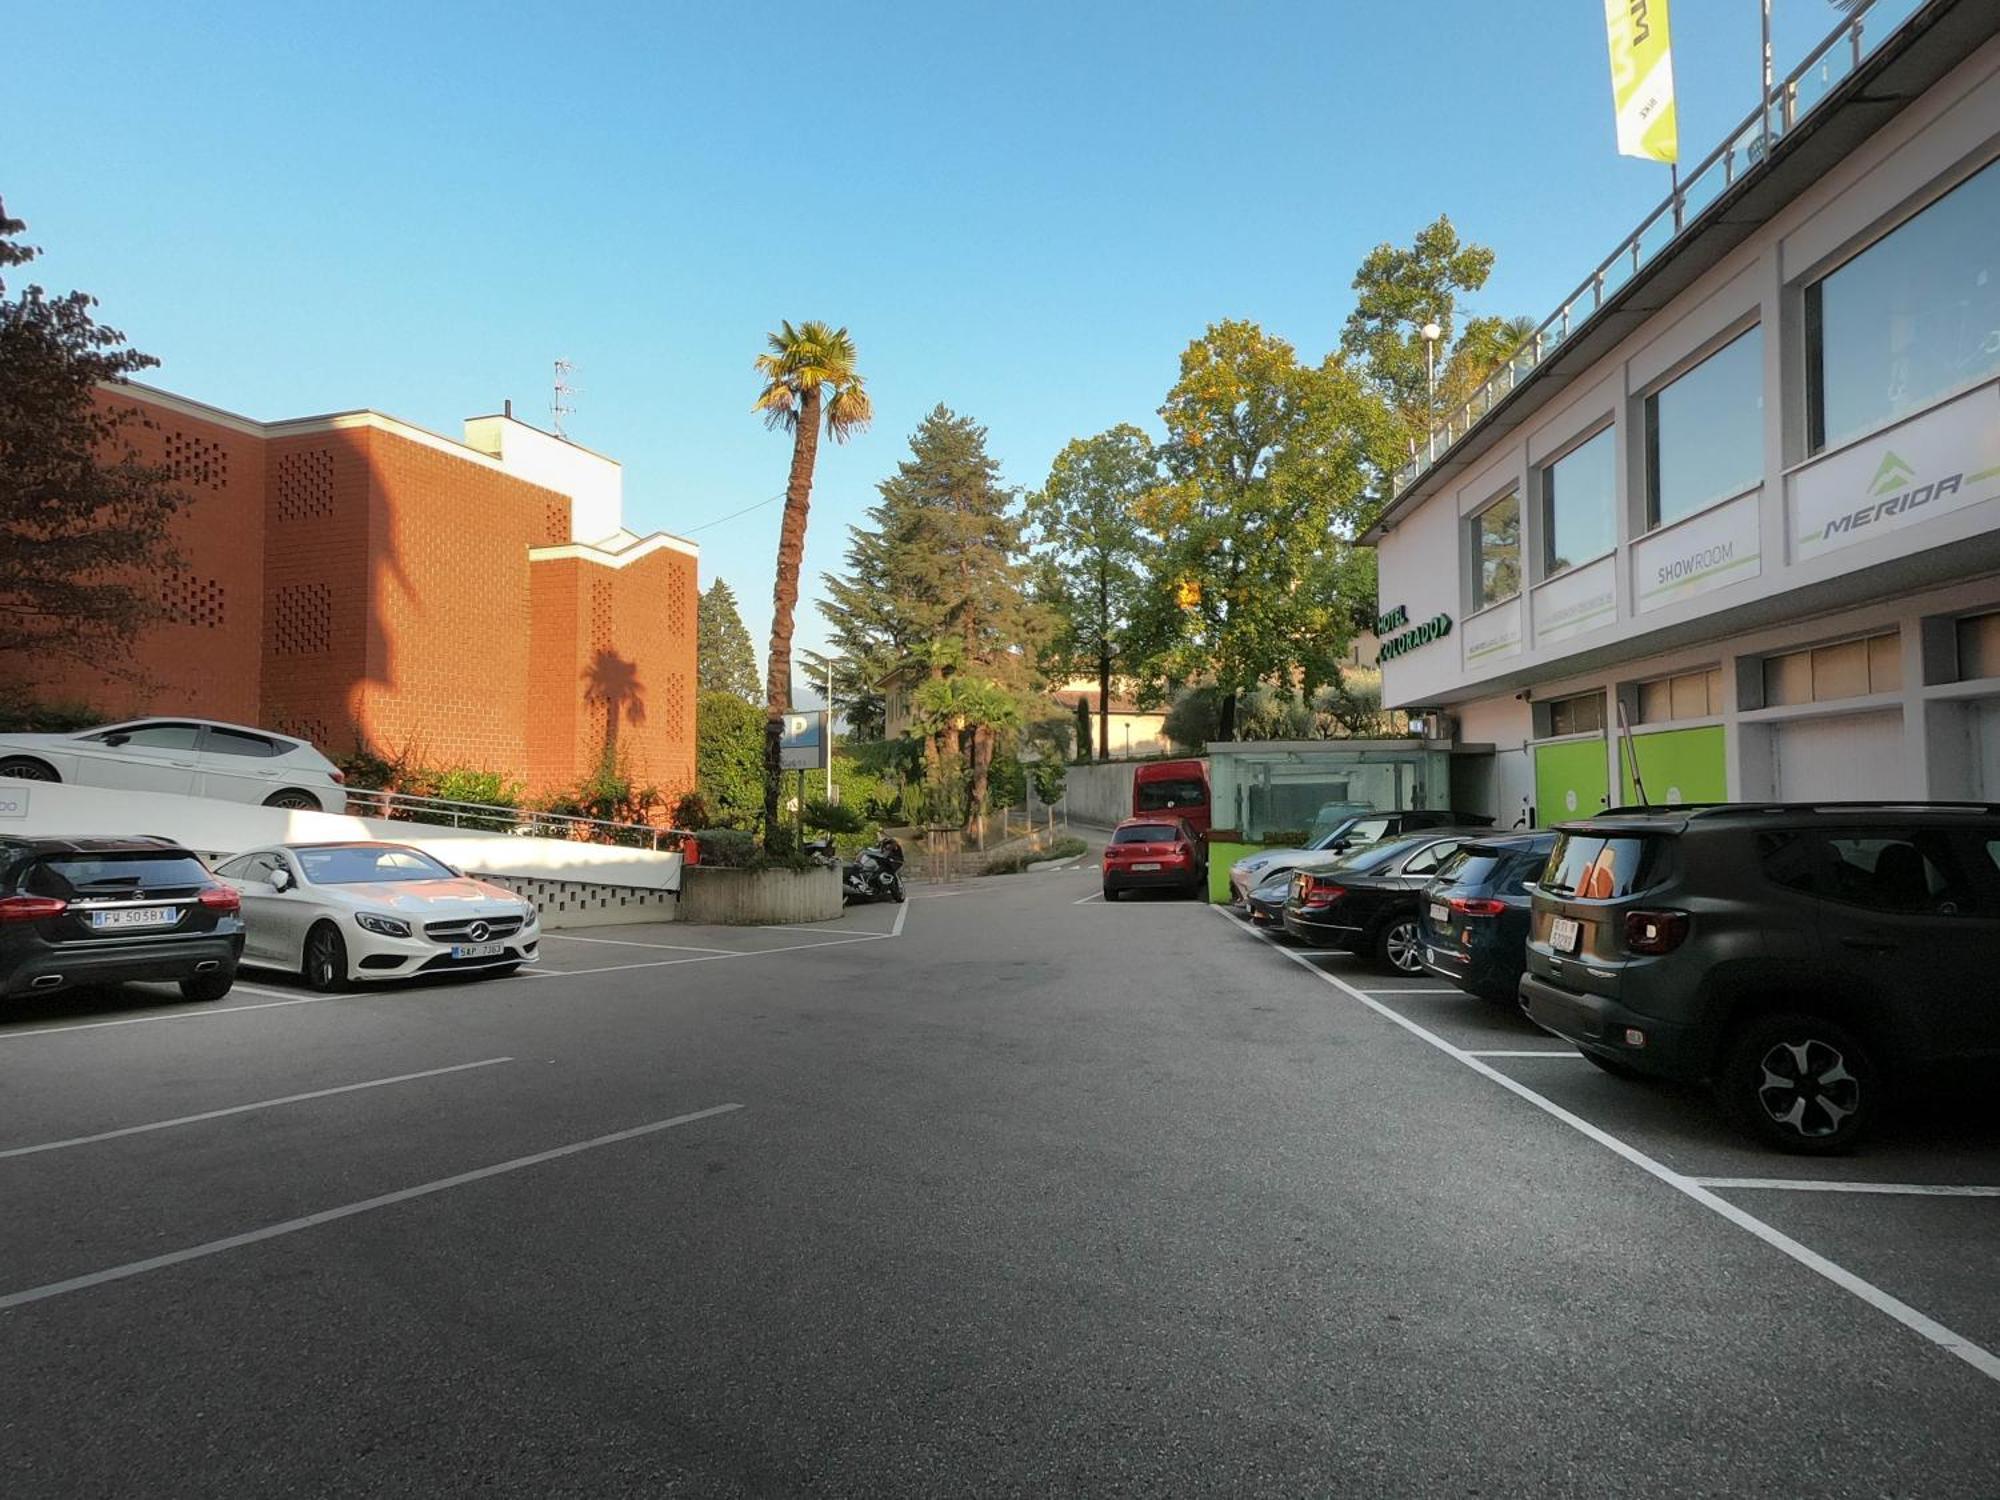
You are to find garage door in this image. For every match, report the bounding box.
[1770,710,1905,800]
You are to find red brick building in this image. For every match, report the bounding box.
[19,382,698,799]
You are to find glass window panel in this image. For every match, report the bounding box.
[1669,672,1710,720]
[1957,611,2000,680]
[1764,650,1811,707]
[1867,631,1902,692]
[1812,638,1872,700]
[1647,329,1764,528]
[1706,668,1725,714]
[1542,427,1617,577]
[1550,693,1604,736]
[1638,680,1673,724]
[1470,492,1521,608]
[1809,159,2000,452]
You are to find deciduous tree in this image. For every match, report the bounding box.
[0,198,189,680]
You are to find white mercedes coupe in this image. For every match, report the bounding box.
[214,841,539,990]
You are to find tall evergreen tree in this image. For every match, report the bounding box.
[695,578,760,702]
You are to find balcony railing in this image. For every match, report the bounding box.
[1391,0,1927,499]
[341,786,688,850]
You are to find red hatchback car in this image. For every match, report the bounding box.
[1102,816,1206,901]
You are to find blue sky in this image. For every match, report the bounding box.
[9,1,1843,677]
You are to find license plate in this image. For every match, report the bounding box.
[451,942,505,960]
[1429,901,1449,923]
[1133,862,1162,872]
[90,906,178,930]
[1551,916,1581,954]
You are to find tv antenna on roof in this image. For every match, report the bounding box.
[552,358,578,438]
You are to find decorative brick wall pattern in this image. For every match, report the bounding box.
[479,872,678,924]
[277,716,334,749]
[275,448,336,521]
[158,573,227,629]
[542,499,570,545]
[273,583,332,655]
[164,429,229,489]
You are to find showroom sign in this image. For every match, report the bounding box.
[1791,383,2000,557]
[1375,603,1454,663]
[1635,487,1762,614]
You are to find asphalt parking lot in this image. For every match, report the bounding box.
[1217,905,2000,1373]
[2,863,1996,1495]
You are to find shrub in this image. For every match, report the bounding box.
[693,828,759,867]
[696,690,766,829]
[0,692,103,734]
[980,834,1088,876]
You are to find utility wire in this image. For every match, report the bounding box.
[681,492,784,535]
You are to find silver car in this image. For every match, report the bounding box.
[0,718,347,812]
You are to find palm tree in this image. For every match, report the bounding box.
[753,321,871,844]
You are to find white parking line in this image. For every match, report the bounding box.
[1694,1179,2000,1198]
[0,992,349,1041]
[1072,891,1101,904]
[1464,1049,1585,1059]
[537,933,739,954]
[1357,987,1465,995]
[0,1058,514,1160]
[526,931,894,979]
[1212,906,2000,1386]
[0,1102,743,1312]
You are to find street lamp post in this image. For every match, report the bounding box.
[1421,320,1442,415]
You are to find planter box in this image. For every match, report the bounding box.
[678,864,843,925]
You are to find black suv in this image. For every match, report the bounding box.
[1519,803,2000,1152]
[0,835,244,1003]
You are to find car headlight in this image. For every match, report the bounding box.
[355,912,412,938]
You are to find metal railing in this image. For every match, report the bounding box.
[1391,0,1925,499]
[340,786,689,851]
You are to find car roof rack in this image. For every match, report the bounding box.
[1596,801,2000,818]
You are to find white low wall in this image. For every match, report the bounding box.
[0,780,684,896]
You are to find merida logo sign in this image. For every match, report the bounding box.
[1813,449,1965,545]
[1377,608,1453,663]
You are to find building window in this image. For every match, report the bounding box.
[1763,630,1901,706]
[1548,691,1605,737]
[1637,667,1726,723]
[1956,610,2000,681]
[1469,491,1521,610]
[1805,158,2000,454]
[1644,329,1762,529]
[1541,426,1616,577]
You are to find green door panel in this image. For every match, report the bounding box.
[1616,724,1727,806]
[1533,738,1609,827]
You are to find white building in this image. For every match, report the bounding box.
[1367,0,2000,827]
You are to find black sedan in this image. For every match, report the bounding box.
[1245,870,1294,930]
[1280,830,1483,973]
[1413,831,1557,1003]
[0,834,244,1002]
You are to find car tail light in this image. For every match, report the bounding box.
[1449,897,1507,918]
[330,769,346,785]
[1624,909,1689,954]
[1302,879,1346,910]
[198,885,241,914]
[0,895,67,922]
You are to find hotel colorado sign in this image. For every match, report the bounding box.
[1374,603,1454,663]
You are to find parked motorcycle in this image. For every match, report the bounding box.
[841,835,907,905]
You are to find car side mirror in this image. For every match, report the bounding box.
[103,732,130,747]
[271,868,294,892]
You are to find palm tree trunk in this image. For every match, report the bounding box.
[963,723,994,837]
[763,387,822,845]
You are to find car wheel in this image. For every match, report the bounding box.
[263,789,320,811]
[0,757,59,782]
[1102,885,1120,902]
[1373,915,1424,974]
[302,923,350,993]
[179,971,234,1003]
[1717,1012,1878,1154]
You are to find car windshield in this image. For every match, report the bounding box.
[27,853,212,894]
[1540,833,1661,899]
[1114,824,1178,844]
[296,846,454,884]
[1134,779,1205,812]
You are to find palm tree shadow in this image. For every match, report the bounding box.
[583,648,646,767]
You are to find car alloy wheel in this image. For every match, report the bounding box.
[1378,917,1423,974]
[0,757,58,781]
[1720,1012,1875,1154]
[264,790,319,810]
[304,924,349,993]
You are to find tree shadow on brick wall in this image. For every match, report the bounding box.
[583,647,646,776]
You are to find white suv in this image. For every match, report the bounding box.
[0,719,347,812]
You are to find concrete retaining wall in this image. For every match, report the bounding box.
[678,865,843,925]
[1059,761,1139,827]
